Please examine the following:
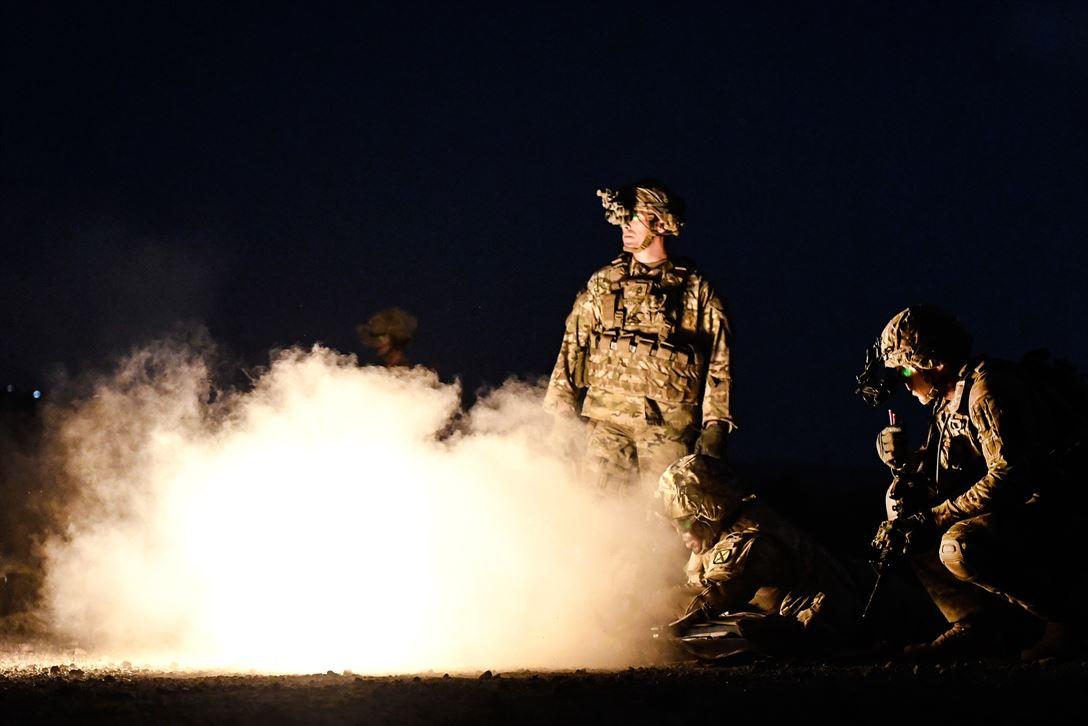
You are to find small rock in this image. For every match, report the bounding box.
[413,676,421,682]
[479,670,494,680]
[443,673,450,679]
[911,665,920,676]
[69,669,84,677]
[49,665,62,675]
[121,661,132,669]
[326,670,337,676]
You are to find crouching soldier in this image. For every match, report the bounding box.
[656,454,863,657]
[862,305,1088,660]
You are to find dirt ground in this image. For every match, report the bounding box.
[2,656,1086,725]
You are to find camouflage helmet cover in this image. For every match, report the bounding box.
[879,306,971,371]
[657,454,744,524]
[356,307,418,348]
[597,180,685,237]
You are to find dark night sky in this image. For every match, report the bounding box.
[3,2,1086,465]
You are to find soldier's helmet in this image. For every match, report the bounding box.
[879,305,971,371]
[657,454,744,527]
[597,179,685,237]
[356,307,418,348]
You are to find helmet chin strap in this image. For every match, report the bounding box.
[623,210,660,252]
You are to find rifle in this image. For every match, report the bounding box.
[855,342,938,619]
[861,468,933,620]
[861,516,910,620]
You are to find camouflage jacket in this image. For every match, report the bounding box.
[683,500,859,632]
[924,357,1071,526]
[543,254,733,432]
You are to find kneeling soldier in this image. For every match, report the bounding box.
[862,305,1088,660]
[658,455,862,655]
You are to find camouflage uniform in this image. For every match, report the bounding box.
[876,308,1088,627]
[897,358,1084,623]
[660,456,861,649]
[545,253,733,492]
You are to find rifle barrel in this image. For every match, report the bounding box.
[861,569,883,620]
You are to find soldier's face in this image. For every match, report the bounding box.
[373,335,394,356]
[679,520,714,555]
[620,212,654,250]
[898,365,945,405]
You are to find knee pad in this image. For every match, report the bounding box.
[939,522,990,582]
[939,535,973,581]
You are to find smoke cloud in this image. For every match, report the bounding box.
[36,338,681,673]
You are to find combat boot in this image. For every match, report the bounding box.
[1020,622,1080,662]
[902,616,1007,659]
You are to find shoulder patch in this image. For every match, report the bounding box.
[703,530,760,582]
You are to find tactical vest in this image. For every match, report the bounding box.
[585,257,705,405]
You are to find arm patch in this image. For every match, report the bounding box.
[703,531,759,583]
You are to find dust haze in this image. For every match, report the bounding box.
[34,336,681,673]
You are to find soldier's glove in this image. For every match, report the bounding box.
[870,510,936,567]
[876,425,911,471]
[870,519,904,568]
[887,473,935,518]
[694,422,729,459]
[664,604,707,639]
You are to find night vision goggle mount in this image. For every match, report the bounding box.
[855,339,901,407]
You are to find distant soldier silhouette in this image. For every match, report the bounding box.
[356,308,417,367]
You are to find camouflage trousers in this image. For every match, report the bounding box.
[582,419,696,495]
[912,503,1078,623]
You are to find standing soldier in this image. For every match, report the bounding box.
[544,180,734,493]
[356,307,417,367]
[862,305,1087,660]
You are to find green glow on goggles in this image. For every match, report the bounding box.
[675,516,695,532]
